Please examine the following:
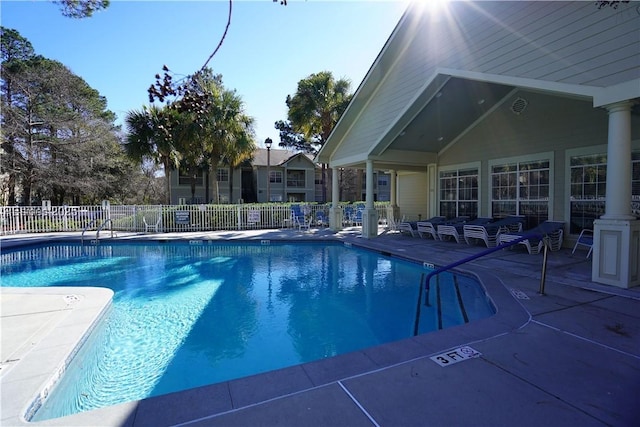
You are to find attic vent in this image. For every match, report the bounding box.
[511,97,528,115]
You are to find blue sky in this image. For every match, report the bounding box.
[1,0,408,147]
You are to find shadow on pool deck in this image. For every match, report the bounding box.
[1,228,639,426]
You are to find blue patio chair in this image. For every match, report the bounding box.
[291,208,311,231]
[572,229,593,258]
[343,206,354,226]
[498,220,565,254]
[315,210,328,227]
[352,207,364,226]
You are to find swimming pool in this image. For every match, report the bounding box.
[0,240,495,420]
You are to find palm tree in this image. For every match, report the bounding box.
[222,115,256,203]
[194,72,256,203]
[124,105,182,204]
[285,71,352,202]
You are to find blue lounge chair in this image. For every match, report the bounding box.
[498,220,565,254]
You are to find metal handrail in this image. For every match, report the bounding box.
[80,219,98,245]
[96,219,114,240]
[413,233,549,336]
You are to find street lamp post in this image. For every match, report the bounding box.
[265,137,272,202]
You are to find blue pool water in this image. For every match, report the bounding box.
[0,241,495,420]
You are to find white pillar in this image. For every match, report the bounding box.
[592,101,640,288]
[601,102,635,220]
[390,170,397,206]
[366,161,374,209]
[329,167,343,231]
[362,160,379,238]
[388,170,400,227]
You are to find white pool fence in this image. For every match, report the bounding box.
[0,203,391,235]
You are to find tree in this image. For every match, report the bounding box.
[54,0,110,18]
[1,27,35,205]
[1,28,127,206]
[277,71,352,202]
[124,105,183,204]
[191,71,256,203]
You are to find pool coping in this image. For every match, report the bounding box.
[0,287,113,426]
[2,232,531,426]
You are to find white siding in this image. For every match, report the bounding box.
[329,1,639,165]
[397,171,429,220]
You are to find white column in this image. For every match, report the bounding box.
[329,167,342,231]
[388,170,400,227]
[601,101,634,220]
[390,170,397,206]
[366,160,374,209]
[362,160,379,238]
[592,101,640,288]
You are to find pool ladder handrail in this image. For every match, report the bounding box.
[81,219,98,245]
[413,232,550,336]
[96,219,114,241]
[81,219,114,245]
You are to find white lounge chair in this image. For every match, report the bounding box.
[416,216,447,239]
[498,220,565,254]
[438,217,492,243]
[463,216,525,248]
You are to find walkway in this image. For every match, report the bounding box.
[1,228,639,426]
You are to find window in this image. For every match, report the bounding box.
[569,152,640,234]
[217,168,229,182]
[491,160,549,228]
[378,175,389,186]
[178,170,204,186]
[287,170,305,187]
[439,168,478,219]
[270,171,282,183]
[570,154,606,234]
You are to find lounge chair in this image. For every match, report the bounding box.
[463,215,525,248]
[497,220,565,254]
[143,212,162,233]
[438,217,493,243]
[398,217,419,237]
[572,229,593,258]
[416,216,447,239]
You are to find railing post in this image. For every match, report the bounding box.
[539,236,549,295]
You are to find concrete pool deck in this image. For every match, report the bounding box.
[1,228,639,426]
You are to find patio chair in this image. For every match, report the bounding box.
[315,210,328,227]
[342,205,354,227]
[437,217,493,243]
[416,216,447,239]
[291,209,311,231]
[398,216,419,237]
[384,215,400,233]
[572,229,593,258]
[143,212,162,233]
[463,215,525,248]
[497,220,565,255]
[352,207,364,226]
